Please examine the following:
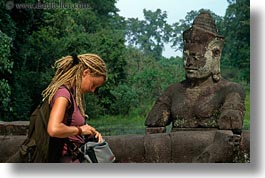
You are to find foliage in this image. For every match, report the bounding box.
[88,113,146,136]
[121,47,184,116]
[0,0,250,124]
[110,84,138,115]
[0,7,16,40]
[243,90,250,130]
[0,31,13,120]
[222,0,250,82]
[0,0,127,120]
[126,9,172,60]
[11,70,34,120]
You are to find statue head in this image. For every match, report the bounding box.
[183,11,224,82]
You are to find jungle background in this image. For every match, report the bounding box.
[0,0,250,135]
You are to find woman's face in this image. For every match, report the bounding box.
[81,69,105,93]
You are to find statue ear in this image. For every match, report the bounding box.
[212,48,220,58]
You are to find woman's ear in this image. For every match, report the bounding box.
[82,69,90,77]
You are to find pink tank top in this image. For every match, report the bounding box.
[50,86,85,156]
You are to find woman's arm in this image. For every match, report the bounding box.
[47,96,103,142]
[47,97,80,138]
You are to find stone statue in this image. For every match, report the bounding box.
[145,12,246,134]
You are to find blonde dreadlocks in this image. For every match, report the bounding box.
[42,53,107,117]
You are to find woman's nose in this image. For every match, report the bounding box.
[90,88,95,93]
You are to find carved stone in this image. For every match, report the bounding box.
[0,130,250,163]
[0,121,29,135]
[145,12,246,133]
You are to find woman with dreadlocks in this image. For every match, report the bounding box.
[43,53,107,162]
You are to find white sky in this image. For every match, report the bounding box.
[115,0,229,57]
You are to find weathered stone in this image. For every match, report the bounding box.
[0,135,26,162]
[105,134,145,163]
[0,121,29,135]
[171,130,215,162]
[145,11,246,132]
[144,133,171,162]
[241,130,250,153]
[0,126,250,163]
[193,130,234,162]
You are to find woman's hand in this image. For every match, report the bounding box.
[94,131,103,143]
[80,124,103,143]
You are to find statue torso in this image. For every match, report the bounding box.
[145,78,245,130]
[170,82,221,128]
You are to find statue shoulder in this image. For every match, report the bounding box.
[218,79,245,99]
[164,80,186,93]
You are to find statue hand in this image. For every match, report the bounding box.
[218,109,243,130]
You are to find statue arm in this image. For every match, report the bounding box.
[145,93,172,127]
[218,84,246,131]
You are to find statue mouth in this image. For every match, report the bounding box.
[185,68,198,72]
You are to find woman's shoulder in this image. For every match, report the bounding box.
[56,86,71,98]
[51,86,72,106]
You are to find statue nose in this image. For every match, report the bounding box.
[185,56,195,67]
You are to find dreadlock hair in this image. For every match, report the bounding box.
[42,53,107,117]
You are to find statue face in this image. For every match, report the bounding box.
[183,43,215,80]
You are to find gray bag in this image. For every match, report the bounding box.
[78,140,115,163]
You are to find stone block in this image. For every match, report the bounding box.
[170,130,216,163]
[241,130,250,153]
[0,121,29,135]
[105,134,145,163]
[193,130,234,163]
[144,133,171,162]
[0,135,26,162]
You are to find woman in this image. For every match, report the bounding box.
[42,53,107,162]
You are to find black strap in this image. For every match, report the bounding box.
[63,86,85,161]
[48,86,75,162]
[86,147,98,163]
[64,86,74,126]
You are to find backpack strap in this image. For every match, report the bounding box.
[64,87,83,161]
[64,87,87,162]
[48,86,75,163]
[64,86,74,126]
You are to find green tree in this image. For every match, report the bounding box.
[222,0,250,82]
[6,0,127,120]
[0,31,13,120]
[126,9,172,60]
[123,47,184,116]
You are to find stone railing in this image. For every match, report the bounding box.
[0,121,29,135]
[0,121,250,163]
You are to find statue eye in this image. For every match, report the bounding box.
[194,55,200,61]
[189,53,196,58]
[191,53,201,60]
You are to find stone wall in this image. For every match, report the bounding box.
[106,130,250,163]
[0,122,250,163]
[0,121,29,135]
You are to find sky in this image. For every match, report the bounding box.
[115,0,229,57]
